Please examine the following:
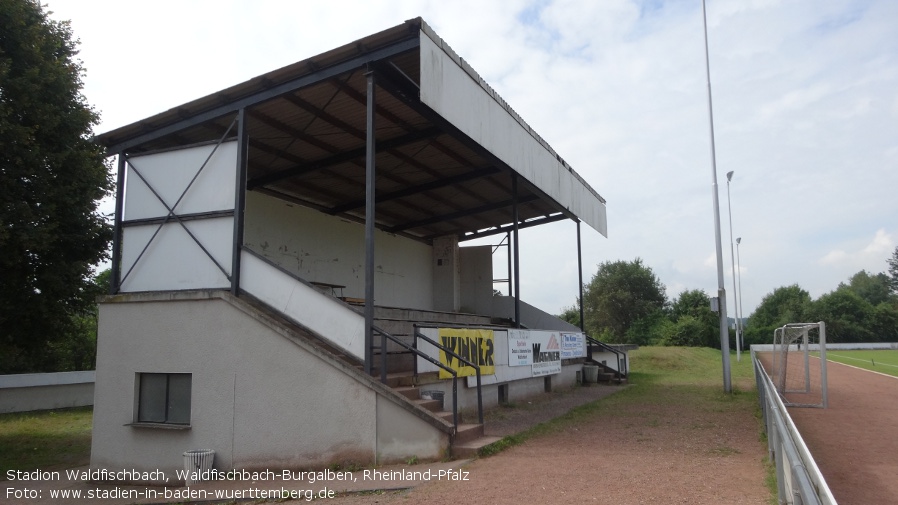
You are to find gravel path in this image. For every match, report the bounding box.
[333,375,770,505]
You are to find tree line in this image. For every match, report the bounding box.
[560,248,898,349]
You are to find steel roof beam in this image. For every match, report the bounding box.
[388,194,538,234]
[455,213,569,242]
[328,166,500,214]
[102,37,420,154]
[246,126,442,189]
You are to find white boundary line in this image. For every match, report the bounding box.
[824,359,898,380]
[825,352,898,369]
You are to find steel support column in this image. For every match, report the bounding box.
[577,220,585,332]
[512,174,521,327]
[364,71,376,376]
[231,108,249,295]
[109,153,126,294]
[506,231,512,298]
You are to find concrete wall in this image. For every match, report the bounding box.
[459,245,493,314]
[92,292,446,477]
[490,296,581,332]
[243,191,434,310]
[0,371,95,414]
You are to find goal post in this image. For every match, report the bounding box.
[771,321,828,408]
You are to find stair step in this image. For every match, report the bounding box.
[453,423,484,444]
[452,436,503,458]
[394,385,420,400]
[414,372,441,386]
[383,372,416,388]
[413,398,443,412]
[434,410,455,423]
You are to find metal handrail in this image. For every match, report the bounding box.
[585,334,628,379]
[413,324,485,425]
[753,351,835,505]
[370,325,464,432]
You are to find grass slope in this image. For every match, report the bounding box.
[822,349,898,377]
[0,407,92,476]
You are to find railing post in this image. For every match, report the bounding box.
[476,369,483,424]
[452,376,458,431]
[380,330,387,384]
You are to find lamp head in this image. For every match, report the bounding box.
[736,237,741,245]
[726,171,734,182]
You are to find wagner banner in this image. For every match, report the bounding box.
[507,330,562,376]
[438,328,496,379]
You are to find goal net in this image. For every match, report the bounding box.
[771,322,828,408]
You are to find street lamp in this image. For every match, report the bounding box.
[726,171,741,361]
[702,0,731,393]
[736,237,744,350]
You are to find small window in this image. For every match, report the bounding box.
[137,373,191,424]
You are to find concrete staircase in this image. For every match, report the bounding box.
[240,293,506,458]
[384,372,501,458]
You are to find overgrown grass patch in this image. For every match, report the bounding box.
[0,407,92,476]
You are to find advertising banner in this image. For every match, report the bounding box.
[507,330,562,376]
[560,332,586,359]
[507,329,533,366]
[437,328,495,379]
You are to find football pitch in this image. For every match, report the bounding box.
[819,349,898,377]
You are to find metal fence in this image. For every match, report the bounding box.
[752,349,837,505]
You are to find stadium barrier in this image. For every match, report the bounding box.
[752,348,837,505]
[0,371,95,413]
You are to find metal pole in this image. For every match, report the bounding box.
[512,173,521,327]
[364,71,376,376]
[577,220,585,332]
[507,231,512,297]
[736,237,745,351]
[231,108,249,295]
[702,0,731,393]
[110,153,126,294]
[726,172,740,361]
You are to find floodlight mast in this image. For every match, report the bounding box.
[726,171,741,362]
[702,0,732,393]
[736,237,744,344]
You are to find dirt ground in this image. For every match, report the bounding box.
[332,378,770,505]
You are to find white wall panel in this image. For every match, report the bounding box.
[120,217,233,292]
[419,33,607,237]
[124,142,237,220]
[240,251,365,361]
[243,192,433,310]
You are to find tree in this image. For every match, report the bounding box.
[557,304,581,329]
[807,289,874,343]
[0,0,112,373]
[840,270,893,306]
[742,285,812,348]
[888,247,898,294]
[582,258,667,343]
[667,289,718,348]
[748,285,812,329]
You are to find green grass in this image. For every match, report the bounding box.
[0,407,93,477]
[819,349,898,377]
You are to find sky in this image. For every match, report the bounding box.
[45,0,898,319]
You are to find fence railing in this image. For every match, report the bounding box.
[752,349,837,505]
[585,335,628,380]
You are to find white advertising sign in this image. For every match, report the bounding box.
[560,332,586,359]
[507,329,533,366]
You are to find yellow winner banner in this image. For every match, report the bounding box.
[437,328,495,379]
